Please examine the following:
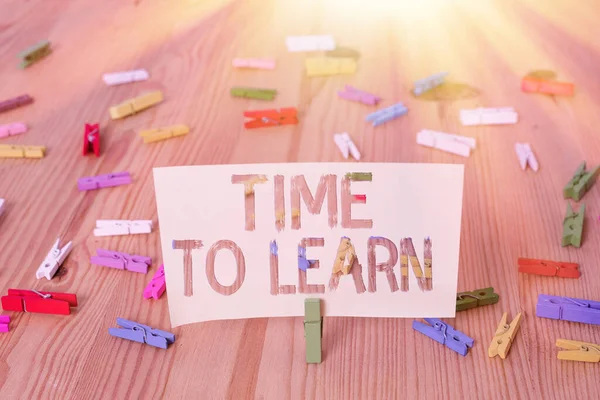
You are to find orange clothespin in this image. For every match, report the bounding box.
[517,258,580,279]
[556,339,600,363]
[488,312,522,359]
[521,77,574,96]
[244,108,298,129]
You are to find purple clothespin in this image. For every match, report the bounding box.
[108,318,175,349]
[144,264,166,300]
[338,85,381,106]
[536,294,600,325]
[91,249,151,274]
[270,240,278,256]
[412,318,474,356]
[0,315,10,333]
[78,171,131,191]
[298,246,310,271]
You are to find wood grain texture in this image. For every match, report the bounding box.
[1,0,600,398]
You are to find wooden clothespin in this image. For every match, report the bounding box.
[488,312,522,359]
[144,264,166,300]
[109,91,163,120]
[0,122,27,138]
[522,77,574,96]
[78,171,132,191]
[562,203,585,248]
[366,103,407,126]
[91,249,151,273]
[35,238,73,280]
[563,161,600,201]
[333,132,361,160]
[244,108,298,129]
[0,316,9,333]
[417,129,476,158]
[325,47,361,59]
[556,339,600,362]
[304,298,323,363]
[515,143,538,172]
[102,69,149,86]
[333,237,355,275]
[518,258,580,278]
[413,318,474,356]
[109,318,175,349]
[1,289,77,315]
[18,40,51,69]
[536,294,600,325]
[93,220,153,237]
[230,87,277,101]
[305,57,357,77]
[0,94,34,114]
[139,125,189,143]
[83,123,100,156]
[286,35,335,52]
[456,287,499,311]
[337,85,380,105]
[0,144,45,159]
[413,72,448,96]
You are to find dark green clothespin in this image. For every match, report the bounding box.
[230,87,277,101]
[325,47,361,59]
[304,298,323,364]
[562,203,585,247]
[456,287,499,311]
[563,161,600,201]
[345,172,372,181]
[18,40,51,69]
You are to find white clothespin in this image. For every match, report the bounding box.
[416,129,476,158]
[102,69,149,86]
[0,198,5,217]
[515,143,539,172]
[285,35,336,52]
[36,238,73,280]
[93,220,153,237]
[460,107,518,126]
[333,132,361,161]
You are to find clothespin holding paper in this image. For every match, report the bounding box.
[563,161,600,201]
[456,287,499,311]
[304,298,323,363]
[562,203,585,247]
[556,339,600,362]
[35,238,73,280]
[144,264,166,300]
[109,318,175,349]
[488,312,522,359]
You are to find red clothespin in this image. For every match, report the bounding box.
[518,258,580,278]
[244,108,298,129]
[353,194,366,202]
[1,289,78,315]
[82,123,100,156]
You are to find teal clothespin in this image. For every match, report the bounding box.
[304,298,323,364]
[230,87,277,101]
[563,161,600,201]
[562,203,585,247]
[344,172,372,181]
[18,40,51,69]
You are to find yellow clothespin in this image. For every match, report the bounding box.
[242,175,268,195]
[109,91,163,120]
[0,144,46,158]
[305,57,357,77]
[556,339,600,363]
[332,237,355,275]
[488,312,522,359]
[139,124,189,143]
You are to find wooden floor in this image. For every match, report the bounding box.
[1,0,600,398]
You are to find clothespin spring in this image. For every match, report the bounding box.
[261,117,280,126]
[20,290,51,312]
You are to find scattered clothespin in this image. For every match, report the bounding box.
[515,143,538,172]
[78,171,132,191]
[0,316,9,333]
[460,107,518,126]
[0,122,27,138]
[456,287,499,311]
[83,123,100,156]
[91,249,151,274]
[345,172,372,181]
[563,161,600,201]
[556,339,600,362]
[231,87,277,101]
[35,238,73,280]
[521,77,574,96]
[102,69,149,86]
[488,312,522,359]
[286,35,335,52]
[562,203,585,248]
[537,294,600,325]
[0,198,4,217]
[144,264,166,300]
[333,237,355,274]
[93,220,153,237]
[244,108,298,129]
[416,129,476,158]
[232,58,275,70]
[413,318,474,356]
[518,258,580,278]
[0,94,33,114]
[0,144,45,159]
[365,103,408,126]
[413,72,448,96]
[338,85,381,105]
[108,318,175,349]
[333,132,361,161]
[109,91,163,120]
[139,125,189,143]
[298,246,311,271]
[304,298,323,363]
[18,40,51,69]
[1,289,77,315]
[325,47,360,59]
[305,57,357,77]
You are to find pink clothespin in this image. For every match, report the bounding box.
[0,316,9,333]
[0,122,27,138]
[144,264,166,300]
[91,249,151,274]
[338,85,381,105]
[232,58,276,70]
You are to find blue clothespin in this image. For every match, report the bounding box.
[412,318,474,356]
[108,318,175,349]
[365,103,408,126]
[413,72,448,96]
[298,246,310,271]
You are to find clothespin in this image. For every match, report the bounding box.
[238,175,268,195]
[488,312,522,359]
[413,72,448,96]
[93,220,153,237]
[345,172,372,181]
[0,316,9,333]
[35,238,72,280]
[102,69,149,86]
[556,339,600,362]
[333,237,355,274]
[333,132,361,160]
[298,246,311,271]
[536,294,600,325]
[305,57,357,77]
[244,108,298,129]
[18,40,51,69]
[562,203,585,248]
[0,94,33,114]
[515,143,538,172]
[0,144,45,159]
[109,91,163,120]
[0,122,27,138]
[0,198,5,217]
[230,87,277,101]
[83,123,100,156]
[521,77,574,96]
[108,318,175,349]
[365,103,408,126]
[286,35,335,52]
[460,107,518,126]
[413,318,474,356]
[563,161,600,201]
[78,171,132,191]
[304,298,323,363]
[232,58,275,70]
[144,264,166,300]
[456,287,499,311]
[416,129,476,158]
[337,85,381,105]
[139,125,189,143]
[325,47,360,59]
[91,249,151,274]
[1,289,77,315]
[518,258,580,278]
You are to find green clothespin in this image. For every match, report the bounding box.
[562,203,585,247]
[304,298,323,364]
[456,287,499,311]
[18,40,51,69]
[344,172,372,181]
[563,161,600,201]
[230,87,277,101]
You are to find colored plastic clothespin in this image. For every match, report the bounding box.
[232,58,276,70]
[244,108,298,129]
[0,122,27,138]
[413,318,474,356]
[108,318,175,349]
[35,238,73,280]
[83,123,100,156]
[460,107,518,126]
[231,87,277,101]
[325,47,360,59]
[515,143,538,172]
[286,35,335,52]
[109,91,163,120]
[345,172,371,181]
[139,125,189,143]
[456,287,499,311]
[102,69,149,86]
[536,294,600,325]
[416,129,476,158]
[521,77,574,96]
[18,40,51,69]
[144,264,166,300]
[78,171,132,191]
[518,258,580,278]
[413,72,448,96]
[562,203,585,248]
[304,298,323,363]
[0,144,45,159]
[333,132,361,160]
[337,85,381,105]
[488,312,522,359]
[93,220,153,237]
[0,94,34,114]
[556,339,600,362]
[0,316,9,333]
[365,103,408,126]
[91,249,151,274]
[305,57,357,77]
[1,289,77,315]
[0,198,4,217]
[563,161,600,201]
